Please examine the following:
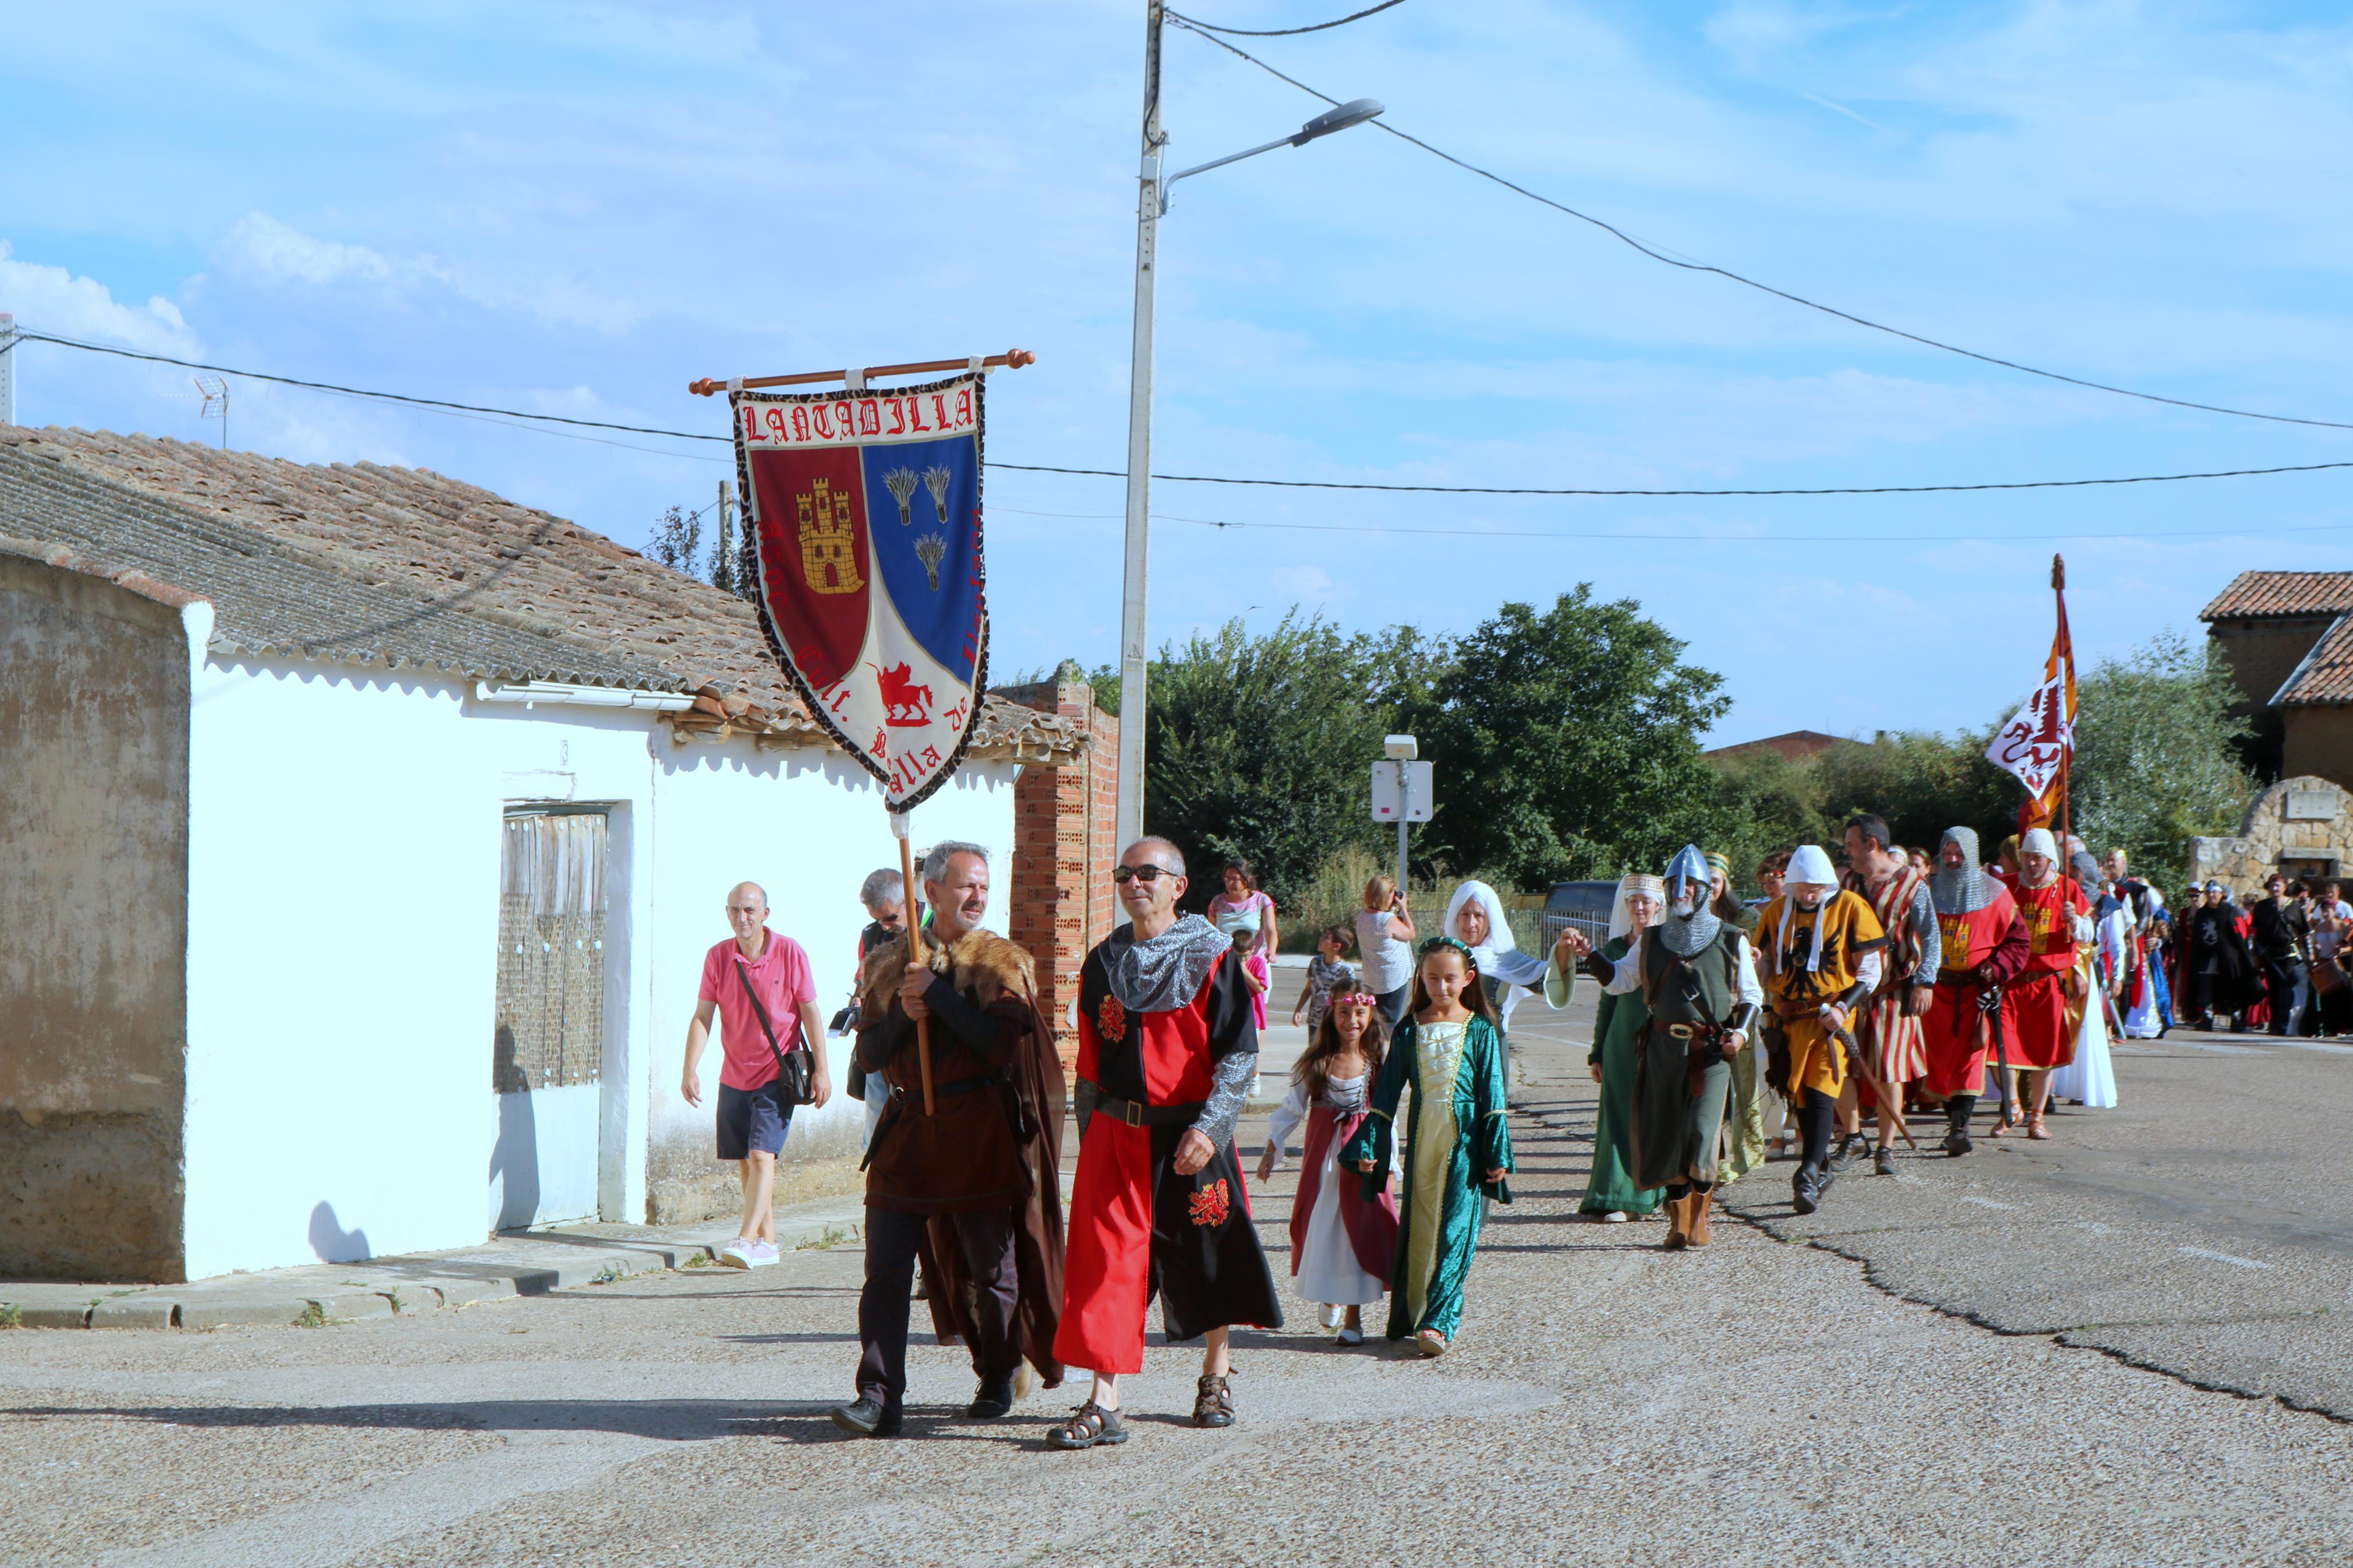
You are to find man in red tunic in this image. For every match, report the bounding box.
[1046,837,1282,1450]
[1920,827,2031,1157]
[2003,827,2092,1140]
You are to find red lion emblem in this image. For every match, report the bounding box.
[1188,1179,1232,1229]
[868,661,935,727]
[1096,994,1126,1043]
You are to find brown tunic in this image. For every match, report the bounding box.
[855,926,1069,1385]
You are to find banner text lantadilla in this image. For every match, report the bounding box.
[730,374,988,810]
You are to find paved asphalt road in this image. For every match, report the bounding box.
[6,991,2352,1565]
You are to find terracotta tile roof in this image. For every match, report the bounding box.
[0,440,679,689]
[2199,571,2353,621]
[0,426,1084,759]
[2273,614,2353,706]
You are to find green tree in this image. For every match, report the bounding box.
[1812,728,2018,860]
[1102,613,1447,918]
[2070,629,2255,886]
[1416,588,1733,888]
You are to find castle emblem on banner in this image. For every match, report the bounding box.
[794,478,864,595]
[729,372,991,810]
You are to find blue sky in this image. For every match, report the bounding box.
[5,1,2348,743]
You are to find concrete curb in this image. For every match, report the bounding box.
[0,1199,868,1334]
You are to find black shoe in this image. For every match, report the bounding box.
[1792,1165,1822,1215]
[967,1375,1016,1420]
[1827,1133,1866,1175]
[1873,1145,1896,1176]
[1942,1129,1973,1157]
[831,1397,902,1438]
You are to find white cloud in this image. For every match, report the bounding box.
[0,241,194,352]
[217,212,643,332]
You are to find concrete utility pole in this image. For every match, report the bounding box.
[1113,0,1166,858]
[1110,2,1381,863]
[0,313,17,427]
[713,479,736,592]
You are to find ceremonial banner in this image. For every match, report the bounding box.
[1985,673,2072,801]
[1987,556,2078,822]
[730,372,988,809]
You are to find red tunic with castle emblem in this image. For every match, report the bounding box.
[1921,886,2030,1098]
[2004,878,2091,1071]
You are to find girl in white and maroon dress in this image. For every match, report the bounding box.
[1258,989,1399,1344]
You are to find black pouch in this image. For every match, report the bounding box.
[736,960,815,1107]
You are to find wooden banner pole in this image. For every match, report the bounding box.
[691,350,1035,399]
[895,819,937,1116]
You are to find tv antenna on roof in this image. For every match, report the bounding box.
[193,375,229,450]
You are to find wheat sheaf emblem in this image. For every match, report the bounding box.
[882,468,919,527]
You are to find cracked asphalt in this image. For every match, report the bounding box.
[5,1001,2352,1565]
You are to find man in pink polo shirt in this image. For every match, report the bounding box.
[683,880,830,1268]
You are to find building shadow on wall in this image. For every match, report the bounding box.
[308,1201,371,1264]
[489,1023,540,1231]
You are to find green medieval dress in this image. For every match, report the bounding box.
[1547,940,1662,1217]
[1341,1012,1514,1342]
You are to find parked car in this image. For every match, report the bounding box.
[1541,879,1620,954]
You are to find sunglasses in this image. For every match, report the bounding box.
[1111,865,1174,884]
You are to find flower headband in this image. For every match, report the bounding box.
[1418,934,1478,970]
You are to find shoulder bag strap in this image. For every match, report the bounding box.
[734,957,800,1082]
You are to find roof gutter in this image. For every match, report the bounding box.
[474,680,697,712]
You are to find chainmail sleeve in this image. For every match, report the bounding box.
[1192,1049,1257,1146]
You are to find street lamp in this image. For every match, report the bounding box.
[1113,1,1383,859]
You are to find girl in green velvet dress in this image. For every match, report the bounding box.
[1344,937,1513,1357]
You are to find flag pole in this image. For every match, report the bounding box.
[890,812,938,1116]
[2053,553,2071,852]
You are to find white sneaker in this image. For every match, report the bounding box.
[743,1240,779,1268]
[1336,1325,1364,1345]
[1599,1210,1630,1224]
[1319,1304,1344,1331]
[718,1238,755,1268]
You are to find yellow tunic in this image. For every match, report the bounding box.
[1757,893,1887,1100]
[1402,1019,1468,1327]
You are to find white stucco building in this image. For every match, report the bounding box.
[0,428,1085,1284]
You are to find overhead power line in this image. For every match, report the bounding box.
[19,328,2352,496]
[16,331,725,443]
[1169,1,1408,37]
[1165,18,2353,436]
[999,504,2353,545]
[989,457,2353,496]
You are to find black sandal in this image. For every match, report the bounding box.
[1046,1400,1127,1450]
[1193,1374,1235,1428]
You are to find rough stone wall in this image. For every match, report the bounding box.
[0,556,190,1282]
[998,672,1117,1074]
[2189,775,2353,889]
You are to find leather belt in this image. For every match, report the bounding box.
[1089,1088,1207,1128]
[892,1075,996,1101]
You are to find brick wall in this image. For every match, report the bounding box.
[996,670,1119,1074]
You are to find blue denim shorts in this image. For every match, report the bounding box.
[717,1078,792,1160]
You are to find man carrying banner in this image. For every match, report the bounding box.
[1047,838,1282,1449]
[2000,827,2093,1140]
[1754,845,1886,1215]
[832,841,1066,1439]
[1843,814,1938,1176]
[1920,828,2031,1155]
